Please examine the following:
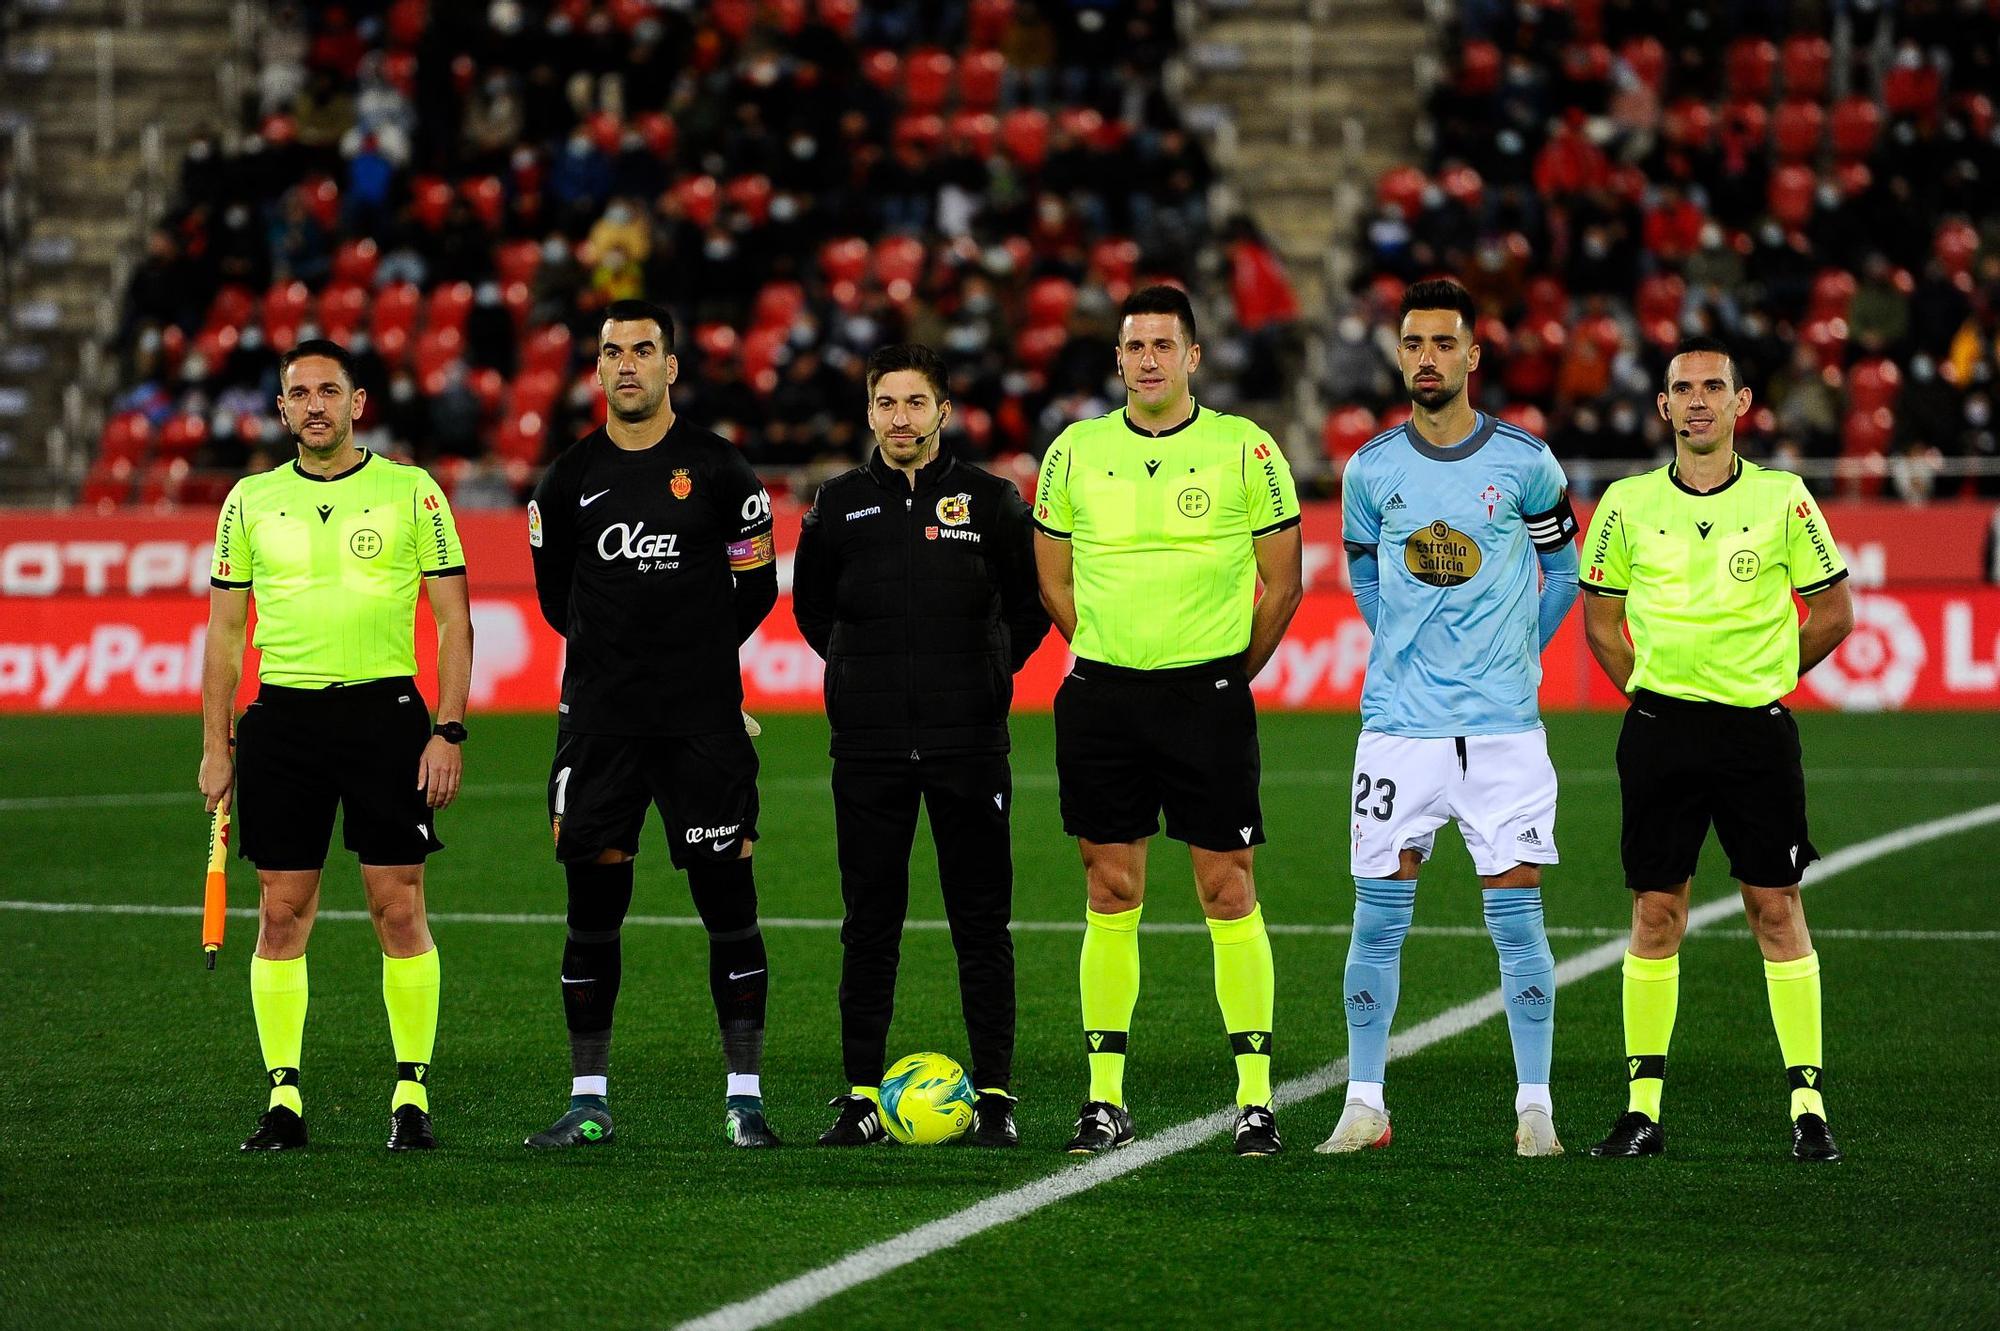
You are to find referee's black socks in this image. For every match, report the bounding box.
[689,855,768,1093]
[563,859,635,1098]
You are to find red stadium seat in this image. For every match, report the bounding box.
[1376,164,1428,217]
[1809,269,1857,319]
[1322,405,1377,463]
[1525,274,1570,323]
[819,236,868,286]
[870,235,926,288]
[81,458,135,510]
[1498,403,1547,437]
[675,174,720,228]
[694,323,740,364]
[949,111,999,158]
[511,367,563,417]
[1773,100,1825,161]
[816,0,858,37]
[1089,237,1139,287]
[193,324,238,371]
[409,175,453,230]
[1767,165,1817,229]
[1619,36,1666,91]
[1562,41,1612,89]
[1936,218,1980,275]
[1884,55,1942,119]
[386,0,425,49]
[1848,358,1902,416]
[1662,98,1716,149]
[1439,161,1483,211]
[1722,98,1770,146]
[207,284,255,333]
[861,50,900,93]
[98,412,152,464]
[156,414,209,462]
[1842,405,1894,467]
[137,458,191,509]
[428,455,470,500]
[724,174,772,225]
[461,175,505,229]
[635,110,677,159]
[742,327,788,386]
[522,324,571,377]
[1014,325,1067,371]
[301,175,340,230]
[751,281,806,332]
[904,48,953,114]
[376,323,409,365]
[469,367,507,417]
[1725,37,1777,101]
[1802,317,1849,369]
[1378,402,1414,433]
[1458,40,1501,96]
[999,108,1050,169]
[959,48,1004,110]
[494,238,541,287]
[318,283,367,341]
[1025,276,1077,329]
[372,281,421,343]
[893,113,947,151]
[585,110,622,155]
[1830,97,1881,159]
[412,327,464,382]
[331,237,379,288]
[495,409,548,464]
[967,0,1013,48]
[1781,34,1831,100]
[1056,106,1104,144]
[1634,272,1685,325]
[425,282,474,334]
[264,281,311,330]
[710,0,754,41]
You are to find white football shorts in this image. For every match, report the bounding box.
[1349,728,1560,878]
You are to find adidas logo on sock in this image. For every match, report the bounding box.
[1384,492,1406,510]
[1346,989,1379,1012]
[1511,985,1551,1008]
[1517,827,1541,844]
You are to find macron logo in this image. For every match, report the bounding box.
[1239,826,1253,844]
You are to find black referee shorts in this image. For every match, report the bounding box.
[1053,655,1264,852]
[1615,688,1820,891]
[548,728,759,869]
[234,677,444,871]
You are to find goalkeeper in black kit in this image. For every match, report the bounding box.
[522,300,783,1149]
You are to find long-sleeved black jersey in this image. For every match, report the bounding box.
[528,420,777,736]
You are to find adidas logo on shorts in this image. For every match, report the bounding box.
[1516,826,1541,845]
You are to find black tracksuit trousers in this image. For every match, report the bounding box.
[833,754,1015,1092]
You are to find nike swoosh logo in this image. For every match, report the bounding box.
[713,839,735,852]
[581,489,611,507]
[728,969,765,981]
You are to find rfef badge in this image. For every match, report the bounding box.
[936,493,971,526]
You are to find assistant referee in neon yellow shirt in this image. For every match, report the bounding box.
[1580,336,1854,1163]
[1033,286,1304,1157]
[199,339,474,1154]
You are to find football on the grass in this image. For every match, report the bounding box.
[879,1052,975,1145]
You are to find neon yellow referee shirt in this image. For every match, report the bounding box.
[1034,404,1301,670]
[210,452,466,687]
[1583,457,1846,705]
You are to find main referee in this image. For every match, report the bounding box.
[200,338,474,1152]
[1580,336,1854,1162]
[793,344,1050,1148]
[1033,286,1304,1157]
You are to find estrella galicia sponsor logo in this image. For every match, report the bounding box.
[1404,519,1483,586]
[684,823,742,845]
[846,505,882,522]
[597,521,681,569]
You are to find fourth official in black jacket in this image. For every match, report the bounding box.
[793,344,1049,1147]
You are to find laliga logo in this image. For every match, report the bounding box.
[1804,592,1926,711]
[597,522,681,562]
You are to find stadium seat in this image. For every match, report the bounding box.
[1725,37,1777,101]
[1884,55,1942,119]
[1458,40,1501,96]
[80,457,135,510]
[819,236,868,286]
[1781,34,1831,100]
[494,238,541,287]
[967,0,1013,48]
[264,281,311,330]
[1830,96,1881,159]
[1773,100,1825,161]
[1722,98,1770,147]
[1562,41,1612,91]
[469,366,507,417]
[156,414,209,462]
[1025,276,1077,329]
[1802,316,1849,369]
[999,108,1050,169]
[904,49,953,114]
[521,324,571,377]
[98,412,152,464]
[1057,107,1105,145]
[330,237,378,288]
[412,327,464,382]
[893,113,947,151]
[302,175,341,230]
[870,235,926,288]
[949,111,999,158]
[815,0,858,36]
[207,285,255,333]
[462,175,505,229]
[372,281,422,343]
[585,110,622,155]
[1498,402,1548,437]
[742,327,788,388]
[1767,165,1817,229]
[1378,402,1414,432]
[1809,268,1858,319]
[511,367,563,417]
[710,0,754,41]
[318,283,368,341]
[1848,358,1902,416]
[1439,162,1483,211]
[960,49,1004,110]
[1376,164,1428,217]
[1322,405,1377,463]
[1525,275,1571,324]
[495,409,547,464]
[1662,98,1716,149]
[1014,325,1067,371]
[425,282,475,334]
[635,110,677,159]
[410,175,453,230]
[1619,36,1666,90]
[724,174,772,225]
[193,324,239,371]
[137,457,191,509]
[750,281,806,332]
[694,323,740,364]
[674,174,720,228]
[1935,219,1979,276]
[1842,405,1894,460]
[861,50,900,94]
[428,454,470,500]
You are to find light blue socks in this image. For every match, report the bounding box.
[1484,887,1556,1099]
[1344,877,1416,1085]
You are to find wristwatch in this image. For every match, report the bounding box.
[433,721,468,744]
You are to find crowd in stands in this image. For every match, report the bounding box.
[96,0,1278,509]
[1327,0,2000,499]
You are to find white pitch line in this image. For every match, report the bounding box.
[4,900,1997,944]
[5,766,1998,812]
[672,799,2000,1331]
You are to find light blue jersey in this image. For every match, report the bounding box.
[1342,413,1577,737]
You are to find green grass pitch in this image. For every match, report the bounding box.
[1,710,1996,1328]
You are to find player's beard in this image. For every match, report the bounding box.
[294,418,351,456]
[1408,378,1461,410]
[609,382,668,422]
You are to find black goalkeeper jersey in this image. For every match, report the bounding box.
[528,421,775,737]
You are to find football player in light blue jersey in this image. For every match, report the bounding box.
[1320,279,1581,1159]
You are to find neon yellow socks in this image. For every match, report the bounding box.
[1622,951,1679,1122]
[250,953,308,1114]
[1208,906,1275,1107]
[1765,951,1826,1121]
[1080,904,1142,1106]
[383,948,440,1112]
[849,1084,881,1107]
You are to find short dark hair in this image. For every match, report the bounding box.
[1664,335,1740,394]
[278,338,358,388]
[865,343,950,400]
[1398,277,1478,330]
[601,298,676,350]
[1119,284,1198,344]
